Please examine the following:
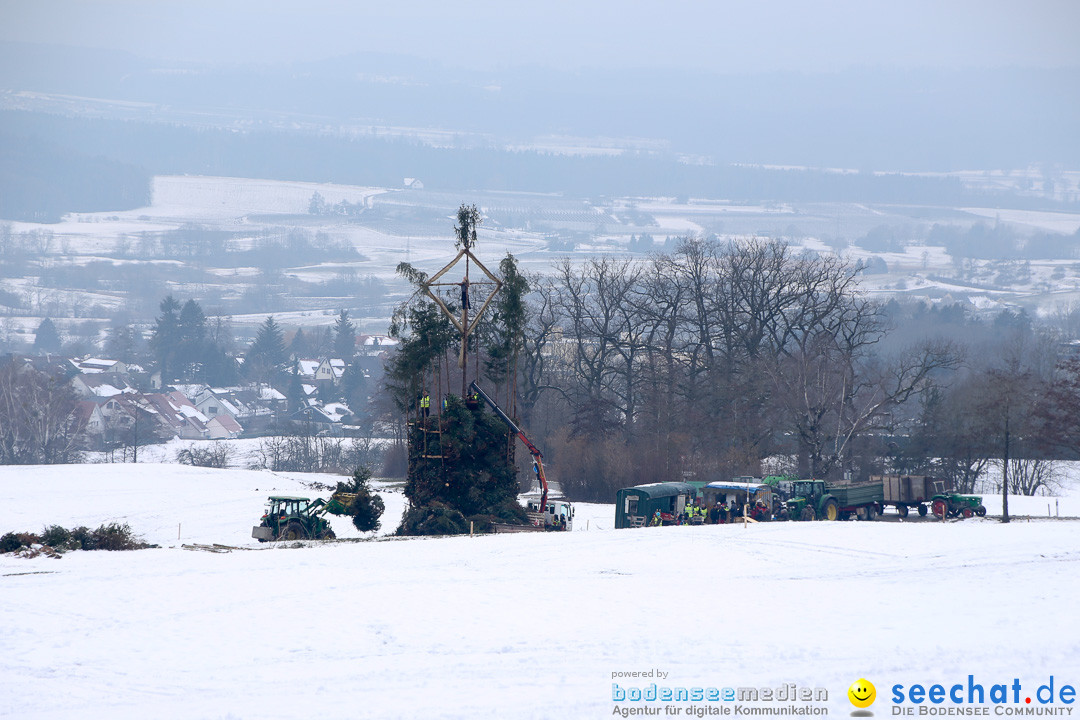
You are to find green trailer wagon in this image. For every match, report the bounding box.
[615,482,697,528]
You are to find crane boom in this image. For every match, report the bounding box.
[469,381,548,509]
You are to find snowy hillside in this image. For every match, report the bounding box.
[1,464,1078,720]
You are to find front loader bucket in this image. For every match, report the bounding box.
[324,492,357,516]
[251,526,274,541]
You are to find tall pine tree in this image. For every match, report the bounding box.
[333,309,356,360]
[247,316,286,384]
[150,296,181,381]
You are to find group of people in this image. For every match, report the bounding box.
[417,391,481,418]
[649,499,768,526]
[549,514,568,531]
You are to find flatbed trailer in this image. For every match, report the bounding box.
[873,474,939,518]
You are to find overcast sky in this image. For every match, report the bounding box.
[2,0,1079,73]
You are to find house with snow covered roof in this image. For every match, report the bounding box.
[194,390,243,424]
[316,358,345,383]
[70,400,106,442]
[295,359,321,379]
[357,335,398,356]
[207,413,243,440]
[142,391,215,441]
[72,373,136,398]
[74,358,128,375]
[319,402,352,424]
[293,358,346,385]
[91,393,169,443]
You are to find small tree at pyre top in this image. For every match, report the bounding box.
[387,204,528,535]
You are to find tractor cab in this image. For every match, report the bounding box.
[252,495,336,542]
[271,496,310,517]
[783,480,828,521]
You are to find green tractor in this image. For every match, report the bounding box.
[781,479,884,521]
[782,480,840,521]
[251,494,352,541]
[930,492,987,519]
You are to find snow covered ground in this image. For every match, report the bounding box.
[1,464,1078,720]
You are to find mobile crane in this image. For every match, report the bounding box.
[469,381,573,530]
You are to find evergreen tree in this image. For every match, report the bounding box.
[174,299,207,380]
[150,296,181,381]
[335,466,385,532]
[286,363,306,413]
[333,309,356,360]
[247,316,286,384]
[289,326,309,358]
[178,300,206,344]
[481,253,529,388]
[33,318,61,354]
[341,362,368,419]
[398,396,526,535]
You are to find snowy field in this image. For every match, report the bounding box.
[1,463,1078,720]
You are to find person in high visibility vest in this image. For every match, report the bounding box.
[420,392,430,418]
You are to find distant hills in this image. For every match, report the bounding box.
[1,41,1078,222]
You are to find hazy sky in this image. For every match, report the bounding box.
[2,0,1079,72]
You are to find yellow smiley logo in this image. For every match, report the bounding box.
[848,678,876,708]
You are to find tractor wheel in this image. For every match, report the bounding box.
[800,506,816,522]
[917,504,928,517]
[976,505,987,517]
[823,499,839,521]
[280,521,308,541]
[932,499,948,519]
[961,507,974,519]
[318,527,337,540]
[897,504,909,519]
[866,504,878,521]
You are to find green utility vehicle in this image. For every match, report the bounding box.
[782,480,884,521]
[252,494,351,541]
[615,482,697,528]
[930,490,987,519]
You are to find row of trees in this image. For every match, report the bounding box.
[512,239,960,500]
[381,235,1080,514]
